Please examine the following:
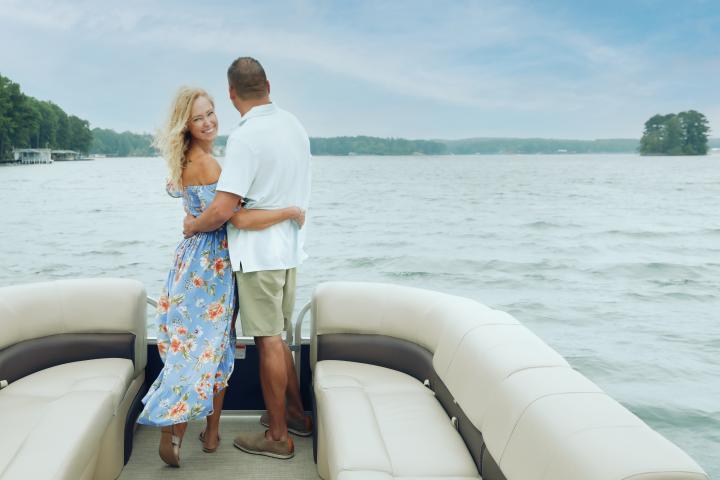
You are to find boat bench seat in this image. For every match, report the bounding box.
[315,360,480,480]
[0,279,147,480]
[311,281,709,480]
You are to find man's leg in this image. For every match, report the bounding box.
[258,336,311,433]
[256,334,289,441]
[283,342,305,419]
[234,269,295,457]
[279,267,309,422]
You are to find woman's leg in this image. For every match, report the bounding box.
[159,421,188,467]
[174,421,188,438]
[201,278,235,451]
[202,387,226,450]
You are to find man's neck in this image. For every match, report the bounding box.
[238,97,271,117]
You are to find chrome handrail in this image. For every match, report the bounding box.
[292,301,312,385]
[147,296,158,308]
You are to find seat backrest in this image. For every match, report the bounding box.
[0,278,147,381]
[311,280,468,366]
[311,281,709,480]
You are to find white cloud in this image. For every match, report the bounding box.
[1,0,717,137]
[0,0,650,108]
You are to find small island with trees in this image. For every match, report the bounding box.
[639,110,710,156]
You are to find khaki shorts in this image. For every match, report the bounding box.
[235,268,296,337]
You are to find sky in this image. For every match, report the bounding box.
[1,0,719,139]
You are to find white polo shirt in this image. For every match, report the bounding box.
[217,103,311,273]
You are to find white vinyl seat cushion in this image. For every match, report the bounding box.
[315,360,479,480]
[438,324,569,431]
[337,474,479,480]
[497,391,707,480]
[336,473,394,480]
[481,366,603,460]
[1,358,134,412]
[0,390,113,480]
[315,360,430,394]
[0,358,134,479]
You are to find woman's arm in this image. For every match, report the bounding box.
[229,206,305,231]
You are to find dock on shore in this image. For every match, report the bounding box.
[6,149,92,164]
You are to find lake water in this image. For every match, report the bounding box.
[1,154,718,476]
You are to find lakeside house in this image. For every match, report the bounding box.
[5,148,88,164]
[12,148,53,164]
[51,150,81,161]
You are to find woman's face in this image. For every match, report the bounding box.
[186,95,217,142]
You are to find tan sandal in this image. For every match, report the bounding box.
[159,426,181,467]
[199,430,221,453]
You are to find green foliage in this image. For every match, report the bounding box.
[678,110,710,155]
[310,136,447,155]
[90,128,155,156]
[0,73,93,160]
[442,138,639,155]
[640,110,710,156]
[215,135,641,156]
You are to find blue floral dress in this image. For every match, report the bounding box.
[138,182,236,426]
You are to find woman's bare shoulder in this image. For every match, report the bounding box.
[182,151,221,186]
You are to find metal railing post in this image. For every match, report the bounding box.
[293,301,312,386]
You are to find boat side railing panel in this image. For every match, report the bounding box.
[145,296,313,411]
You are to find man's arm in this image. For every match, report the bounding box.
[183,191,241,237]
[230,206,305,230]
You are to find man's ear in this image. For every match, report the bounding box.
[229,85,237,101]
[266,80,271,96]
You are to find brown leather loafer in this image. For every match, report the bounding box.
[233,431,294,459]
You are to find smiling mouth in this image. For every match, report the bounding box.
[201,127,215,134]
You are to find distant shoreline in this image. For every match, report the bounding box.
[7,152,720,165]
[90,133,720,157]
[9,128,719,159]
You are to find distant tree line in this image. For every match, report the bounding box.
[310,136,447,155]
[640,110,709,155]
[442,138,639,155]
[87,132,718,157]
[308,136,645,155]
[0,74,92,160]
[91,128,155,156]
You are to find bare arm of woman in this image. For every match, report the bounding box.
[230,206,305,231]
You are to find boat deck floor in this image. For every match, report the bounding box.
[120,414,320,479]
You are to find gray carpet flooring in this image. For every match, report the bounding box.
[119,415,320,479]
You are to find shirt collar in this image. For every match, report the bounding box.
[238,102,278,125]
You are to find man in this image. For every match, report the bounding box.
[183,57,312,459]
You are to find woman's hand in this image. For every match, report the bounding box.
[288,206,306,229]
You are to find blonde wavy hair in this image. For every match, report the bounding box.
[154,87,214,192]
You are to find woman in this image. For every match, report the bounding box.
[137,87,304,467]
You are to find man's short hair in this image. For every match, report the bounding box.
[227,57,268,100]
